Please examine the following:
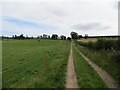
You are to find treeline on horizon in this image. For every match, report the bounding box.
[70,32,120,50]
[76,39,120,50]
[70,31,120,63]
[1,34,71,40]
[1,31,120,40]
[1,32,120,63]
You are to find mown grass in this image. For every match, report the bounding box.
[73,44,108,88]
[74,42,119,86]
[2,39,70,88]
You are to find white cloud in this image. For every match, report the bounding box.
[72,22,110,31]
[1,0,118,37]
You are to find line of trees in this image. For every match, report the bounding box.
[2,34,71,41]
[12,34,25,40]
[71,31,120,63]
[75,39,120,63]
[70,31,120,40]
[70,31,83,40]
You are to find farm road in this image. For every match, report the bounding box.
[73,44,118,88]
[65,43,79,88]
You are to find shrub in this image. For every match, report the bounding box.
[111,51,120,63]
[96,39,105,50]
[76,38,120,51]
[116,39,120,50]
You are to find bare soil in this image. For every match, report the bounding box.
[65,43,79,88]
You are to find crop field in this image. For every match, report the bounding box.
[2,39,70,88]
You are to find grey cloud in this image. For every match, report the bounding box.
[113,0,120,9]
[118,1,120,9]
[47,7,66,17]
[71,22,110,31]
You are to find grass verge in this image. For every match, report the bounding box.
[73,44,108,88]
[74,42,119,86]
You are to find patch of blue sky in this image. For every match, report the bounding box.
[3,16,59,30]
[2,30,19,36]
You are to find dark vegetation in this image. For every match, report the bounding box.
[67,37,71,41]
[75,39,120,63]
[70,31,119,40]
[2,34,68,40]
[51,34,58,40]
[60,35,66,40]
[76,38,120,50]
[71,32,78,39]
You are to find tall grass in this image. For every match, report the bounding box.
[73,45,108,88]
[74,38,120,86]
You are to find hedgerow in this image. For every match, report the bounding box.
[76,38,119,50]
[75,38,120,63]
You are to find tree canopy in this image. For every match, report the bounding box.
[70,32,78,39]
[51,34,58,40]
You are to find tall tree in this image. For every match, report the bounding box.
[78,35,82,39]
[70,32,78,39]
[51,34,58,40]
[20,34,25,40]
[67,37,71,41]
[85,34,88,39]
[60,35,66,40]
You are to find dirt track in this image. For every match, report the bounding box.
[65,43,79,88]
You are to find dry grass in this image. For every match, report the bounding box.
[77,38,97,42]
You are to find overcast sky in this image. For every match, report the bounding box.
[0,0,119,37]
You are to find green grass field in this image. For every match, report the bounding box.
[73,44,108,88]
[2,39,70,88]
[2,39,118,88]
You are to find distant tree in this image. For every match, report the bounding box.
[85,34,88,39]
[14,35,17,39]
[67,37,71,41]
[20,34,25,40]
[70,32,78,39]
[2,36,4,40]
[51,34,58,40]
[43,34,48,39]
[26,35,29,39]
[37,36,40,39]
[12,35,14,39]
[60,35,66,40]
[40,36,42,38]
[78,35,82,39]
